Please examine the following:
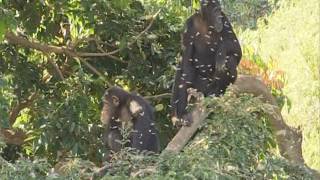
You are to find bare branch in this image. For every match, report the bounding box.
[130,166,156,178]
[46,55,65,80]
[76,57,113,87]
[144,93,171,100]
[5,32,70,55]
[4,9,161,59]
[163,90,207,153]
[127,9,161,47]
[230,75,305,164]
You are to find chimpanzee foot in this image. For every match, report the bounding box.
[181,113,193,126]
[171,114,193,127]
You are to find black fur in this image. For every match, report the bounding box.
[171,1,242,124]
[101,87,160,153]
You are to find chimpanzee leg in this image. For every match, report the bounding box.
[106,129,123,152]
[130,115,160,153]
[171,65,189,119]
[171,63,196,126]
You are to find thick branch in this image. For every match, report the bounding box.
[163,75,306,165]
[230,75,305,164]
[164,103,208,153]
[5,32,69,55]
[1,93,38,145]
[91,75,319,179]
[4,10,160,62]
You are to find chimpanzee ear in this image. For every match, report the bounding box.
[112,96,120,106]
[213,11,223,33]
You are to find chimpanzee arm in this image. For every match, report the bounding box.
[223,22,242,84]
[129,99,160,153]
[222,16,242,66]
[171,18,196,122]
[210,18,242,95]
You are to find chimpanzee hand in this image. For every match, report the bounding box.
[171,113,193,127]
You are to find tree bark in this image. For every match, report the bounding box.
[163,75,305,164]
[164,97,208,153]
[231,75,305,164]
[91,75,319,179]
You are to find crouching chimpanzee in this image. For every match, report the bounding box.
[171,0,242,126]
[100,87,160,153]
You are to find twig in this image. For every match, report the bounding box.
[46,54,65,80]
[144,93,171,100]
[130,167,157,178]
[93,39,127,64]
[127,9,161,47]
[77,57,113,87]
[74,9,161,58]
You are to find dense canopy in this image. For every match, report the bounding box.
[0,0,319,179]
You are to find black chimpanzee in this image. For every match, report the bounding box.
[100,87,160,153]
[171,0,242,125]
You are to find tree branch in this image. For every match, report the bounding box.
[230,75,305,164]
[163,89,207,153]
[144,93,171,100]
[92,75,320,179]
[163,75,306,165]
[4,10,160,62]
[9,92,38,126]
[77,57,113,88]
[46,54,65,80]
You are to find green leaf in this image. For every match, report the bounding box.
[112,0,131,9]
[119,37,127,51]
[0,20,6,42]
[155,104,164,112]
[70,122,75,133]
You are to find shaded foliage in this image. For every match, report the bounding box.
[0,94,313,179]
[0,0,308,177]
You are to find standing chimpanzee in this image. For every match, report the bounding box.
[171,0,242,125]
[100,87,160,153]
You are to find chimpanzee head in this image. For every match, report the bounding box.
[100,87,131,126]
[200,0,223,33]
[100,87,143,128]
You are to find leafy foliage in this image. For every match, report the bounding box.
[0,0,318,178]
[238,46,289,109]
[0,95,313,179]
[221,0,276,29]
[0,0,186,163]
[239,0,320,170]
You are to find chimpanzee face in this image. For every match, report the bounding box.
[100,91,120,127]
[200,0,223,32]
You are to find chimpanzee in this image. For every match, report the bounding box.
[100,87,160,153]
[171,0,242,125]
